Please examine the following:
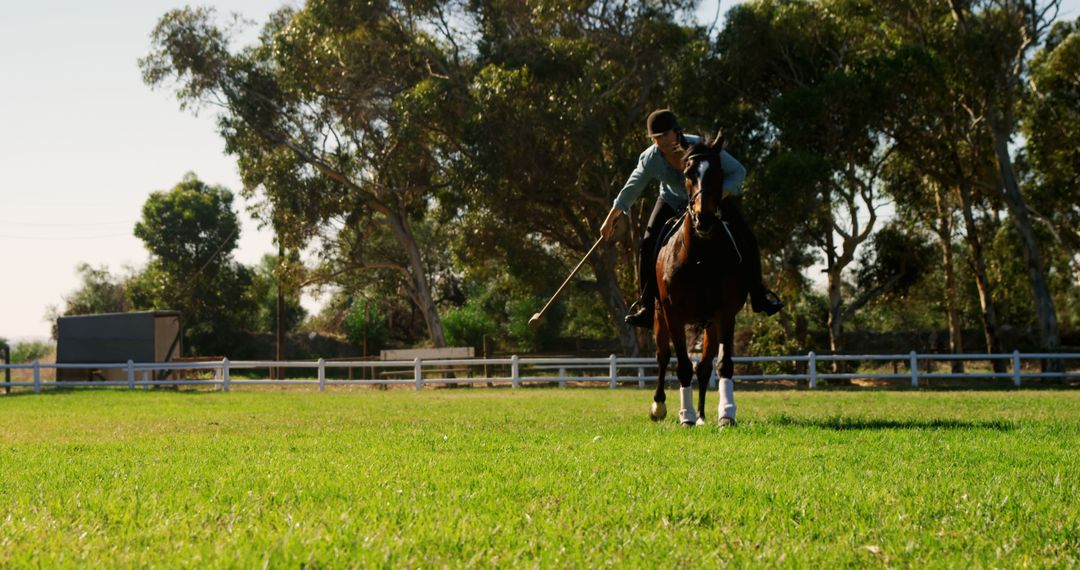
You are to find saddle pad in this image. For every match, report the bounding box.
[654,212,743,264]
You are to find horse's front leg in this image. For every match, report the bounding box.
[695,323,720,426]
[666,314,697,426]
[716,312,738,427]
[651,306,671,421]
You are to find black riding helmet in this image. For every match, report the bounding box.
[646,109,680,136]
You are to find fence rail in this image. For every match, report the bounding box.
[1,351,1078,394]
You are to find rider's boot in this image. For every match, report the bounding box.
[625,295,655,328]
[750,284,784,316]
[728,205,783,316]
[626,238,659,328]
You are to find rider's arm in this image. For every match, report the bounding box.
[719,150,747,198]
[602,150,656,239]
[611,150,654,214]
[600,207,622,240]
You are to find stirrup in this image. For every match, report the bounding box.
[752,289,783,316]
[624,299,654,328]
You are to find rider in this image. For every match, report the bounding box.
[599,108,784,327]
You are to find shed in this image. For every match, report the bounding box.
[56,311,182,381]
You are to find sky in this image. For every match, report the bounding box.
[1,0,1077,343]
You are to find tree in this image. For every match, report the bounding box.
[141,4,464,348]
[440,0,702,355]
[43,263,131,339]
[1022,17,1080,295]
[716,0,901,361]
[867,0,1009,364]
[945,0,1063,362]
[250,253,306,334]
[128,174,258,356]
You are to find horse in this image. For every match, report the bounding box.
[649,129,748,427]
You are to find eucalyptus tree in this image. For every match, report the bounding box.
[435,0,704,355]
[1022,17,1080,304]
[942,0,1064,359]
[716,0,904,358]
[127,174,258,356]
[866,0,1012,362]
[141,2,470,347]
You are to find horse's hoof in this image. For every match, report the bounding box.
[681,420,696,428]
[695,417,706,427]
[650,402,667,422]
[718,416,737,428]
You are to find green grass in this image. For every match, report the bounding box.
[1,389,1078,568]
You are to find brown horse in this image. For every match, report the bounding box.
[649,130,747,427]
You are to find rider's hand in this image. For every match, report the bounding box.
[600,208,621,241]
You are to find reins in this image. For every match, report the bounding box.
[679,151,743,263]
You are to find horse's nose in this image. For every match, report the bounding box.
[698,211,718,229]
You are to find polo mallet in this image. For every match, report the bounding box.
[528,236,606,330]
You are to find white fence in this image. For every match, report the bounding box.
[1,351,1078,394]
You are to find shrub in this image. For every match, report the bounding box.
[11,340,54,364]
[507,296,563,352]
[443,303,497,351]
[343,301,390,355]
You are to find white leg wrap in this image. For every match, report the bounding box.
[717,377,736,421]
[678,386,697,424]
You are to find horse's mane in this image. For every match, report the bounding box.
[681,141,719,170]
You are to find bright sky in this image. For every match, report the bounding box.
[1,0,1076,342]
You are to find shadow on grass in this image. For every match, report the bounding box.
[766,413,1017,431]
[0,386,224,399]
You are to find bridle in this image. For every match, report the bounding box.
[683,150,721,238]
[680,150,744,262]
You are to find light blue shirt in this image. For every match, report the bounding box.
[612,134,747,213]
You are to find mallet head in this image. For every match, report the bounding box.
[528,312,542,330]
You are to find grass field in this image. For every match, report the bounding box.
[1,388,1078,568]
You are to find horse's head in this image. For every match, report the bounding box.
[682,128,726,239]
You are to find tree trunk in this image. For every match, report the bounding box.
[956,181,1004,372]
[934,187,964,373]
[988,116,1061,368]
[591,244,639,356]
[385,209,447,347]
[276,241,285,380]
[826,261,846,375]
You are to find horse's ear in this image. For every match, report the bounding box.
[710,128,725,151]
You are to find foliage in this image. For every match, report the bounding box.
[506,295,563,352]
[342,300,390,356]
[9,340,53,364]
[441,300,497,352]
[249,253,307,334]
[855,222,935,300]
[134,0,1080,355]
[59,263,130,316]
[43,263,132,339]
[1,390,1078,566]
[127,174,258,356]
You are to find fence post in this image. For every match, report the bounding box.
[511,355,520,389]
[33,360,41,394]
[142,370,149,390]
[414,357,423,391]
[127,360,135,390]
[638,366,646,390]
[808,352,817,389]
[558,367,566,389]
[1012,350,1022,387]
[909,351,919,388]
[609,354,617,389]
[222,358,230,392]
[318,358,326,392]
